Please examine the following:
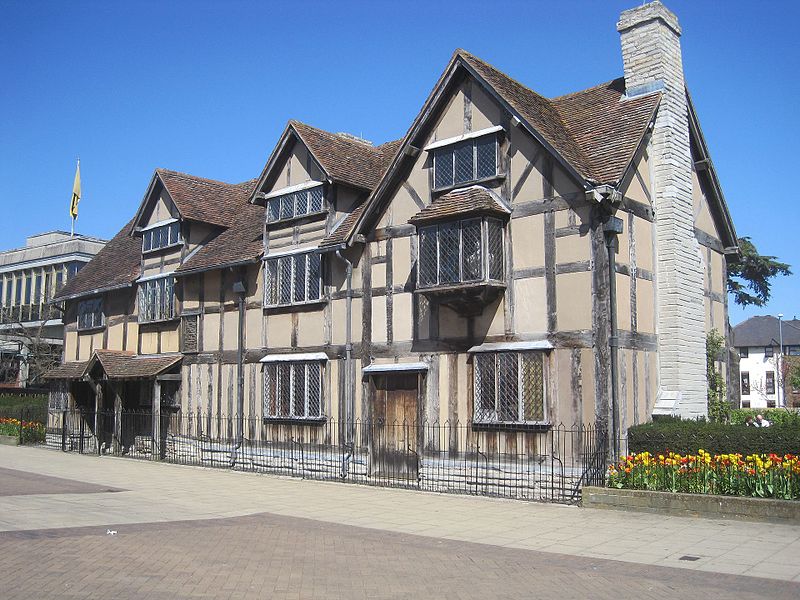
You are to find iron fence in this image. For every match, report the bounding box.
[41,409,610,504]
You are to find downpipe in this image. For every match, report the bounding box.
[230,279,247,467]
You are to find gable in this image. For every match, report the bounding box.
[258,133,327,198]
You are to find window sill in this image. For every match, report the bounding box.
[143,242,184,255]
[431,173,506,195]
[77,325,106,333]
[138,316,180,326]
[263,299,327,314]
[266,210,327,229]
[263,417,327,426]
[471,421,551,433]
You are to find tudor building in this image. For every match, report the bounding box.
[46,2,737,456]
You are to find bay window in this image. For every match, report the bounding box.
[432,133,498,190]
[266,185,325,224]
[138,275,175,322]
[264,360,324,420]
[264,251,323,308]
[474,351,545,424]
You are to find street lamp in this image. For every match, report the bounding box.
[778,313,784,408]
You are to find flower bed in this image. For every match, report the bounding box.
[0,417,45,444]
[608,450,800,500]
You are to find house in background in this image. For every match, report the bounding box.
[45,2,737,469]
[733,315,800,409]
[0,231,106,388]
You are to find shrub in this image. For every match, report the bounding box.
[730,408,800,427]
[628,418,800,456]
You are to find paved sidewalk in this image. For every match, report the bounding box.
[2,445,800,585]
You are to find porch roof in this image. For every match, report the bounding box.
[43,361,89,380]
[86,350,182,380]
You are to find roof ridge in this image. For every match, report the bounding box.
[156,168,240,187]
[456,49,551,106]
[550,77,624,101]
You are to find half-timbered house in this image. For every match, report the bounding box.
[46,2,737,487]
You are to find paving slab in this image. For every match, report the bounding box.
[1,444,799,588]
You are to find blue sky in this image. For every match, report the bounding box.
[1,1,797,325]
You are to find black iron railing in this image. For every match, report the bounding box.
[42,410,610,504]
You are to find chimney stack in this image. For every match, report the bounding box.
[618,2,708,418]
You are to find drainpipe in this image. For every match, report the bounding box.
[230,278,247,466]
[334,248,353,443]
[603,215,623,461]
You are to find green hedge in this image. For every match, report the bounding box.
[628,417,800,456]
[730,408,800,427]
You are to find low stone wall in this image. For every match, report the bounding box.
[0,434,19,446]
[582,486,800,524]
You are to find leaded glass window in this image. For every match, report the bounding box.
[77,297,104,331]
[264,252,323,308]
[138,276,175,322]
[474,352,545,424]
[417,218,504,288]
[143,221,182,253]
[264,361,324,419]
[432,134,497,190]
[266,185,325,224]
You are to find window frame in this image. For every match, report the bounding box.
[764,346,774,358]
[77,297,105,331]
[142,220,183,254]
[431,133,499,192]
[263,360,325,421]
[263,251,324,309]
[766,371,776,395]
[739,347,749,359]
[472,351,547,427]
[265,184,326,225]
[417,217,504,289]
[137,275,176,323]
[741,371,751,396]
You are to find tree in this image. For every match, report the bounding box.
[0,306,60,388]
[727,237,791,307]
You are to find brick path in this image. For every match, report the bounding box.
[1,512,797,600]
[1,445,800,598]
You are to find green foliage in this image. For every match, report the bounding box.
[727,237,791,307]
[706,330,730,423]
[0,394,47,419]
[628,418,800,456]
[731,408,800,427]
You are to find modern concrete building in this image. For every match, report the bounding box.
[733,315,800,409]
[0,231,106,387]
[46,2,737,461]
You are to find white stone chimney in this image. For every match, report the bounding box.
[618,2,708,419]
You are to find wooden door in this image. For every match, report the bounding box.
[369,373,420,480]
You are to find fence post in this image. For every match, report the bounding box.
[152,380,161,460]
[61,409,67,451]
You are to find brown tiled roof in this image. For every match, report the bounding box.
[457,50,595,181]
[53,219,141,302]
[176,204,265,275]
[409,186,510,225]
[157,169,257,228]
[88,350,182,380]
[43,361,88,380]
[552,78,660,184]
[290,121,400,191]
[312,134,402,247]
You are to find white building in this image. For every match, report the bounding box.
[0,231,106,388]
[732,315,800,409]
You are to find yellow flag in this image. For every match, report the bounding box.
[70,160,81,219]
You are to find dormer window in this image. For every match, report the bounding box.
[265,184,325,224]
[142,220,181,253]
[428,127,500,192]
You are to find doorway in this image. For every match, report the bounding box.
[368,373,421,480]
